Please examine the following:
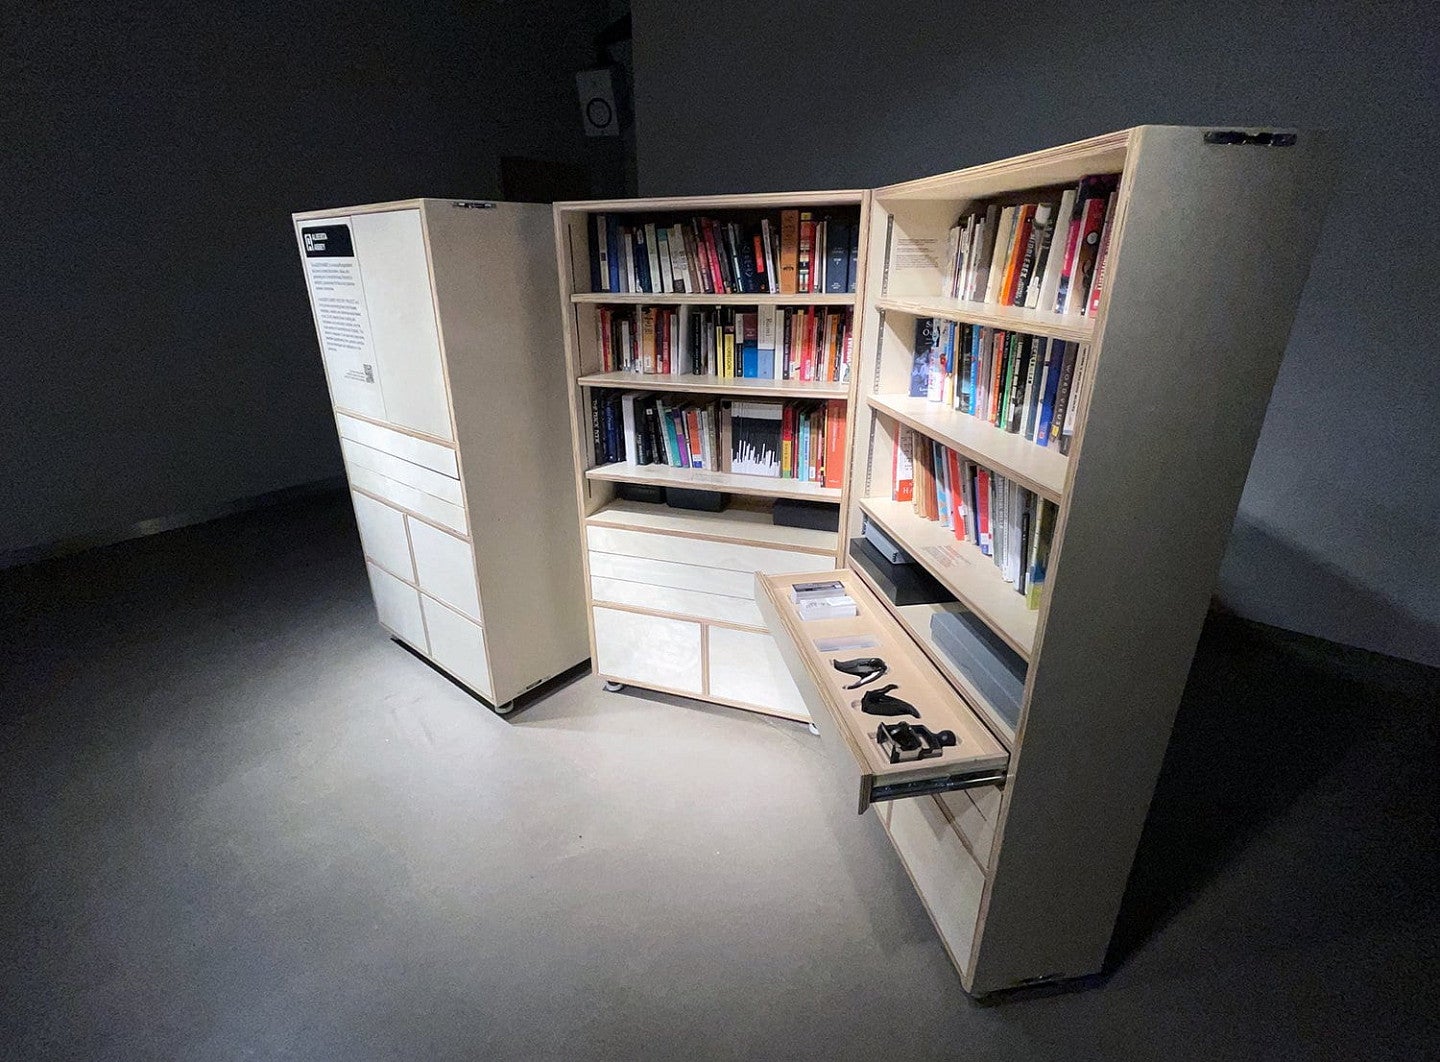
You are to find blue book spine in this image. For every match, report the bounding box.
[970,328,983,414]
[1036,340,1066,446]
[825,219,850,293]
[742,337,758,378]
[606,216,621,293]
[635,229,652,293]
[910,317,935,397]
[799,413,810,482]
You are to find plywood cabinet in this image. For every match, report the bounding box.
[296,199,589,709]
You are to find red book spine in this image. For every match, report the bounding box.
[946,447,965,540]
[703,220,728,294]
[976,468,992,552]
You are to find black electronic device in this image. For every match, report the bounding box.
[856,683,919,717]
[876,721,957,764]
[831,656,888,689]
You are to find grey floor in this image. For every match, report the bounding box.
[1,493,1435,1061]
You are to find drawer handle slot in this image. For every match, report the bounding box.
[869,768,1008,805]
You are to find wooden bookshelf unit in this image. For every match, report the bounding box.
[554,191,868,722]
[555,127,1338,997]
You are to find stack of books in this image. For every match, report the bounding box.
[892,426,1055,610]
[940,173,1120,316]
[590,391,846,486]
[587,209,861,295]
[911,319,1087,455]
[597,305,853,382]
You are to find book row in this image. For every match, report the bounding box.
[893,425,1055,610]
[941,173,1119,317]
[587,209,861,296]
[911,319,1086,455]
[596,305,853,382]
[591,390,847,486]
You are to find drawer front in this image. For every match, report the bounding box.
[593,607,703,694]
[341,439,463,505]
[707,626,809,718]
[938,790,998,866]
[590,576,764,628]
[421,595,493,700]
[351,491,413,580]
[366,562,427,649]
[407,518,481,622]
[588,551,753,599]
[885,794,987,969]
[347,466,467,535]
[336,413,459,477]
[756,568,1009,814]
[587,524,832,575]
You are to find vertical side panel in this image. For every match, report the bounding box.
[970,127,1341,993]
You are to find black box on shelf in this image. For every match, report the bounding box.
[617,483,666,505]
[666,488,728,512]
[848,537,952,605]
[773,499,840,532]
[929,607,1026,731]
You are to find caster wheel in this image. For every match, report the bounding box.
[602,681,626,693]
[493,700,517,716]
[808,722,820,736]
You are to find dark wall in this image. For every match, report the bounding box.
[631,0,1440,666]
[1,0,618,557]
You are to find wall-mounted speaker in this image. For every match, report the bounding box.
[576,67,619,138]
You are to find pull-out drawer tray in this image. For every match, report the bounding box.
[757,569,1009,814]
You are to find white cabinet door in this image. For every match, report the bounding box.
[421,596,493,700]
[351,491,413,580]
[592,607,703,694]
[366,562,427,649]
[350,209,452,440]
[407,517,482,622]
[707,626,809,717]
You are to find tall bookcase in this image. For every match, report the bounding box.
[553,192,869,722]
[558,127,1338,996]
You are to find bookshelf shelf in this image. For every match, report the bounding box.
[586,498,838,555]
[578,371,849,399]
[586,462,841,502]
[875,295,1095,343]
[573,292,856,307]
[867,394,1068,502]
[859,497,1037,660]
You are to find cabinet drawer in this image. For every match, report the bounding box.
[587,525,832,575]
[421,595,493,701]
[336,413,458,477]
[407,518,481,623]
[756,568,1009,814]
[341,439,463,504]
[885,794,987,967]
[588,551,753,599]
[366,562,427,649]
[348,466,467,535]
[351,491,413,580]
[593,607,703,694]
[590,576,764,628]
[707,627,809,718]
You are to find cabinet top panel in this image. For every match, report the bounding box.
[555,190,866,214]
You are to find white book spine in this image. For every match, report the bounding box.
[595,214,610,293]
[984,207,1017,304]
[668,224,688,294]
[1022,201,1056,309]
[760,219,779,294]
[1036,189,1076,312]
[620,392,639,465]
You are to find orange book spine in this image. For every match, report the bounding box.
[823,400,847,489]
[779,210,800,294]
[999,204,1035,305]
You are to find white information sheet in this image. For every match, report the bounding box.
[299,217,386,419]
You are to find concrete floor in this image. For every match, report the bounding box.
[1,493,1435,1061]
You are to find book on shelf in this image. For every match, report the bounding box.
[891,429,1057,611]
[589,389,847,484]
[595,304,854,382]
[912,316,1087,455]
[940,172,1120,317]
[587,208,861,295]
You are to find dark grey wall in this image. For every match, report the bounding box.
[631,0,1440,666]
[1,0,618,558]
